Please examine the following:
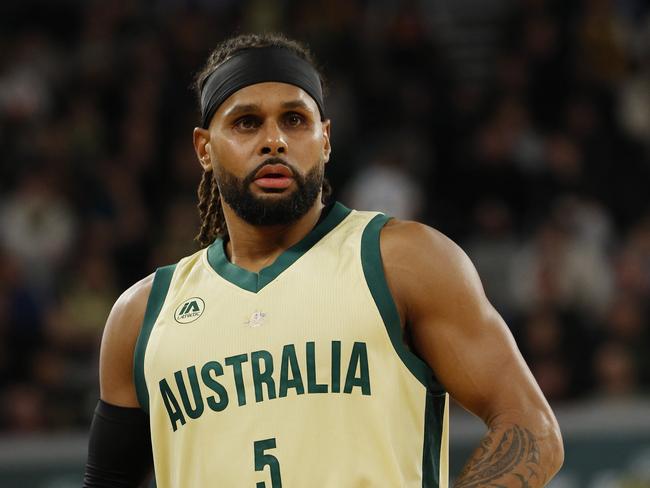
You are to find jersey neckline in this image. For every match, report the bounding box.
[206,201,352,293]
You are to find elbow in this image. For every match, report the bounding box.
[505,407,565,479]
[541,411,564,479]
[550,421,565,474]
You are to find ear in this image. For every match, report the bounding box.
[321,119,331,164]
[193,127,212,171]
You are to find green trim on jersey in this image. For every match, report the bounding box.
[206,202,352,293]
[423,391,447,488]
[361,214,448,486]
[134,264,177,413]
[361,214,447,488]
[360,214,442,392]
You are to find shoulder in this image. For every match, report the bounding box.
[106,273,155,337]
[379,218,477,280]
[378,218,487,323]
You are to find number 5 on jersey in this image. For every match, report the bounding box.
[254,438,283,488]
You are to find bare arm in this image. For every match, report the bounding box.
[83,274,155,488]
[381,220,563,487]
[99,274,154,407]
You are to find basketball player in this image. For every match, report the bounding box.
[83,34,563,487]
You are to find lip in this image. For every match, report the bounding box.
[254,164,294,180]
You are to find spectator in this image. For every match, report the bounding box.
[0,0,648,433]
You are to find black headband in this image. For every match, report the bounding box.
[200,46,325,129]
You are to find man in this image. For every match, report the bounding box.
[84,33,563,487]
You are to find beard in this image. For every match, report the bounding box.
[215,157,324,227]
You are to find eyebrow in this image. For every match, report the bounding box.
[281,99,313,112]
[224,103,261,118]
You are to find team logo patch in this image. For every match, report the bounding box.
[174,297,205,324]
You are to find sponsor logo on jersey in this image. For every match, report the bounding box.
[174,297,205,323]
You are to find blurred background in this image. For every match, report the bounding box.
[0,0,649,486]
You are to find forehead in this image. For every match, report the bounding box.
[215,82,319,118]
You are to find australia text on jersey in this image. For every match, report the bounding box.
[159,340,371,432]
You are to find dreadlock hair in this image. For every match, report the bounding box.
[193,33,333,249]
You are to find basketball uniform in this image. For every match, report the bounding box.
[134,202,449,487]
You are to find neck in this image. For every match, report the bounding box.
[222,197,325,273]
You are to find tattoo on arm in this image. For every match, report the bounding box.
[454,424,545,488]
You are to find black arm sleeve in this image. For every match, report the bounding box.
[83,400,154,488]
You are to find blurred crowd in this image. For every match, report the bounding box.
[0,0,649,432]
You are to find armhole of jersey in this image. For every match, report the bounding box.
[360,214,443,393]
[361,215,449,486]
[423,391,449,488]
[133,264,177,413]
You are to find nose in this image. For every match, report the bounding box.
[259,121,287,156]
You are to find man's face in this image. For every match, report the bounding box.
[195,82,331,226]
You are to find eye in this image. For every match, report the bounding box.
[234,115,261,130]
[284,112,305,127]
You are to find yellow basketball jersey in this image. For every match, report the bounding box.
[134,202,449,487]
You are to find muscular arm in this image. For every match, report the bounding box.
[381,221,563,487]
[99,274,153,408]
[83,274,155,487]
